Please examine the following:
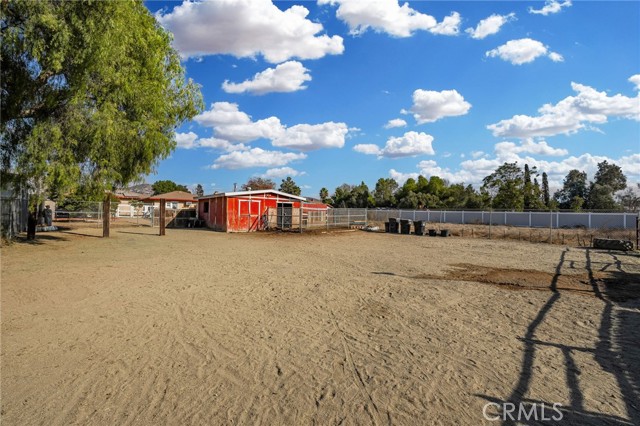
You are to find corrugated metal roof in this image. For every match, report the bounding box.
[198,189,306,202]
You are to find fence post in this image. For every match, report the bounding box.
[489,210,492,239]
[299,203,303,234]
[365,208,368,226]
[462,210,465,225]
[529,212,532,228]
[347,209,350,228]
[159,199,166,236]
[588,212,592,229]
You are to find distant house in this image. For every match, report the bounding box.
[142,191,198,210]
[113,190,146,217]
[197,189,328,232]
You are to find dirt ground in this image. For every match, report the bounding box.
[2,225,639,425]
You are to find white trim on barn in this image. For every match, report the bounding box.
[198,189,306,202]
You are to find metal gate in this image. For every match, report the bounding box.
[277,203,293,229]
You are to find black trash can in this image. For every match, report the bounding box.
[400,219,412,234]
[389,221,399,233]
[428,229,437,237]
[384,222,390,233]
[440,229,450,237]
[414,220,425,235]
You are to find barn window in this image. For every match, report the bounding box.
[203,201,209,213]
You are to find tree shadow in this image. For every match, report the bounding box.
[477,248,640,425]
[6,234,69,245]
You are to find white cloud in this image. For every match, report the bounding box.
[260,167,304,179]
[195,102,349,150]
[175,132,199,149]
[222,61,311,95]
[198,137,249,152]
[354,131,435,158]
[353,144,382,155]
[212,148,306,169]
[175,132,248,152]
[630,74,640,91]
[486,38,562,65]
[402,89,471,124]
[393,147,606,190]
[382,131,435,157]
[389,169,419,185]
[548,52,564,62]
[430,12,462,36]
[494,139,568,156]
[465,13,515,39]
[529,0,572,16]
[272,122,349,151]
[488,79,640,138]
[392,151,639,189]
[471,150,485,159]
[156,0,344,63]
[319,0,460,37]
[384,118,407,129]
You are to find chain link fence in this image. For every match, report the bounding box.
[265,207,368,232]
[368,208,639,248]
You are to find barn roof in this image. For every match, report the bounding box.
[199,189,306,202]
[143,191,197,202]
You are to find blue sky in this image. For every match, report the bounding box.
[144,0,639,196]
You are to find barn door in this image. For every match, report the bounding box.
[277,203,293,229]
[239,199,261,232]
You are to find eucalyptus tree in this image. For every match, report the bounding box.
[1,0,203,235]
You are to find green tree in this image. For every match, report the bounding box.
[553,170,588,210]
[319,187,330,203]
[541,172,550,208]
[351,181,374,208]
[523,164,538,210]
[593,160,627,192]
[242,177,275,191]
[588,184,619,210]
[373,178,398,207]
[332,184,354,207]
[279,176,301,196]
[195,184,204,197]
[618,184,640,211]
[587,161,627,210]
[481,162,524,210]
[152,180,190,195]
[395,178,418,203]
[1,0,203,207]
[425,176,446,198]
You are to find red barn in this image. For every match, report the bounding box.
[197,190,328,232]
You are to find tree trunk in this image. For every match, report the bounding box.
[26,210,37,240]
[103,194,110,238]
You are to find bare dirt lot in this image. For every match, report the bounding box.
[2,226,639,425]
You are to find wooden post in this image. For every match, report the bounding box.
[299,202,303,234]
[159,199,166,236]
[103,194,110,238]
